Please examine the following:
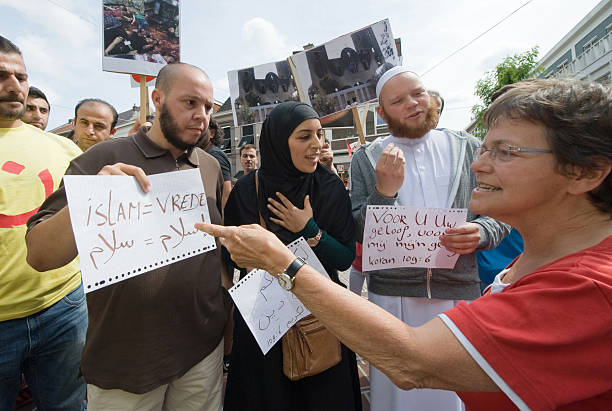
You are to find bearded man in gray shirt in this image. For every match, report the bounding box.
[350,66,509,411]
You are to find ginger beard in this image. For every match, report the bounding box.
[382,104,438,139]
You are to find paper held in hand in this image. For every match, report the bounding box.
[228,237,330,355]
[63,168,216,293]
[362,205,467,272]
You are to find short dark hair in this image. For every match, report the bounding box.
[484,78,612,216]
[74,98,118,129]
[427,89,444,115]
[0,36,22,56]
[28,86,49,108]
[240,143,257,156]
[208,117,223,147]
[156,62,209,94]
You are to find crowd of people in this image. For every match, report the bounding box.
[1,31,611,411]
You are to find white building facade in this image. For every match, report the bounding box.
[538,0,612,83]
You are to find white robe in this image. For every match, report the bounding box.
[370,131,463,411]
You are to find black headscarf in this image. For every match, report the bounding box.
[257,102,320,240]
[224,101,354,249]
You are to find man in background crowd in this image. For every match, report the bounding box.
[72,98,117,151]
[428,89,444,127]
[199,117,232,209]
[21,86,50,130]
[234,143,258,180]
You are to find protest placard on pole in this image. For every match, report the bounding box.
[288,19,401,119]
[103,0,176,123]
[228,60,299,127]
[102,0,180,76]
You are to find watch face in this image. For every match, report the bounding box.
[277,273,293,290]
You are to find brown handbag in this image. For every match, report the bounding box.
[281,314,342,381]
[254,171,342,381]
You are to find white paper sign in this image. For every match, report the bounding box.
[64,168,216,293]
[228,237,329,355]
[362,205,467,272]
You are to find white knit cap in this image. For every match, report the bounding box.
[375,66,415,99]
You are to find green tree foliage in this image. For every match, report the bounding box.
[471,47,542,138]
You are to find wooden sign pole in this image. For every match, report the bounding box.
[145,90,150,117]
[287,57,306,102]
[139,75,148,124]
[361,102,370,130]
[351,105,366,145]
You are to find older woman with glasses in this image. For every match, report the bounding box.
[198,78,612,410]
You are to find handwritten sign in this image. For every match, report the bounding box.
[64,168,216,293]
[228,237,329,355]
[362,205,467,272]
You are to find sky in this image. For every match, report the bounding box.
[0,0,603,131]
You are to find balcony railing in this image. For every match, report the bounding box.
[554,32,611,78]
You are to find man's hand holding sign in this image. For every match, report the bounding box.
[26,162,152,271]
[97,162,151,192]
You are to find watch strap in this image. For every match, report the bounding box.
[284,257,306,279]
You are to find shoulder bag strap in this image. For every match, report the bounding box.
[254,170,267,229]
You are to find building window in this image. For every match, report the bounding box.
[557,60,570,73]
[595,72,611,84]
[241,125,254,137]
[239,125,254,147]
[221,127,231,152]
[605,23,612,35]
[582,35,598,53]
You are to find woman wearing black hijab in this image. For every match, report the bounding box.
[223,102,361,411]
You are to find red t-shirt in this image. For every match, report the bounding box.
[443,236,612,410]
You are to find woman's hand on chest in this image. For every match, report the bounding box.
[267,192,313,233]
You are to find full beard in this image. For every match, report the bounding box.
[159,104,203,151]
[383,105,438,139]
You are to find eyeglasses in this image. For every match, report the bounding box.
[473,143,553,162]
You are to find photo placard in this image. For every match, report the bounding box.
[289,19,401,119]
[102,0,180,76]
[228,60,299,126]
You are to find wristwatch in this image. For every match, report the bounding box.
[306,229,322,247]
[277,257,307,290]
